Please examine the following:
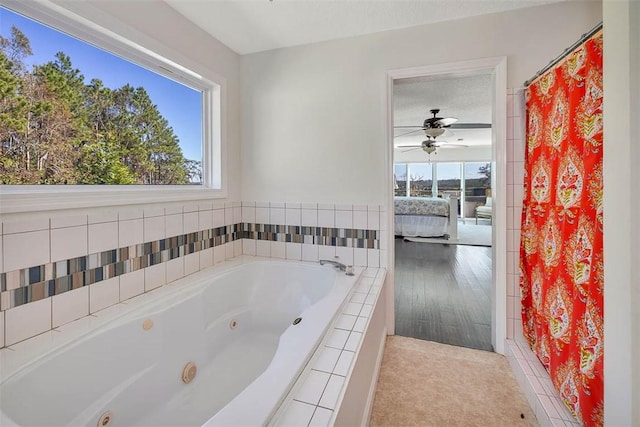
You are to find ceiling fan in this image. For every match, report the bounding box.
[397,136,468,156]
[394,108,491,139]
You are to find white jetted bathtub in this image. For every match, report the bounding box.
[0,259,363,427]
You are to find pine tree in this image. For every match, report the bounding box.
[0,26,194,185]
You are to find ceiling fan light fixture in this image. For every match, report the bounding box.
[422,145,437,155]
[424,127,445,138]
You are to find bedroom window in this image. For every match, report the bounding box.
[394,164,407,196]
[408,163,433,197]
[394,162,491,201]
[435,162,461,197]
[0,2,224,214]
[464,162,491,197]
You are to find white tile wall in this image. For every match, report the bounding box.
[271,241,286,259]
[335,247,353,266]
[143,215,165,242]
[88,221,118,254]
[183,211,199,234]
[3,218,48,234]
[285,207,301,226]
[353,210,367,229]
[301,244,319,262]
[353,248,367,267]
[3,198,382,348]
[165,214,183,238]
[199,248,214,270]
[1,201,243,348]
[166,258,184,284]
[51,215,87,229]
[198,209,213,231]
[5,298,51,346]
[119,209,143,221]
[242,239,257,256]
[89,277,120,313]
[51,225,88,262]
[52,287,89,328]
[144,263,166,292]
[213,245,226,264]
[506,89,526,341]
[3,230,50,271]
[144,206,165,218]
[255,206,269,224]
[317,208,334,227]
[301,208,318,226]
[119,219,144,247]
[335,210,352,229]
[88,211,118,224]
[270,206,285,225]
[286,243,302,261]
[120,269,145,301]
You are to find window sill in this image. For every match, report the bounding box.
[0,186,227,215]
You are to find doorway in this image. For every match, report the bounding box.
[385,57,507,354]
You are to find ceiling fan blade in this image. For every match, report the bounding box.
[393,125,424,128]
[400,147,422,152]
[395,144,422,148]
[394,128,425,138]
[436,143,468,148]
[446,123,492,129]
[433,117,458,127]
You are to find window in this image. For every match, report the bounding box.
[464,162,491,198]
[435,162,461,197]
[394,161,491,217]
[408,163,433,197]
[0,2,224,213]
[394,164,407,197]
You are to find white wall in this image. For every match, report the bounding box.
[240,1,602,205]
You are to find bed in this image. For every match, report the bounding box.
[394,196,457,239]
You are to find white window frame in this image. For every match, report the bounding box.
[0,0,227,215]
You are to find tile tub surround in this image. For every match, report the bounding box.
[273,267,386,426]
[0,202,382,348]
[0,258,386,427]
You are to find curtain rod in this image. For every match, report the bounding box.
[523,22,603,87]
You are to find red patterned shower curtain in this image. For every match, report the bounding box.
[520,31,604,426]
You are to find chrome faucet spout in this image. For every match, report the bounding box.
[319,259,347,271]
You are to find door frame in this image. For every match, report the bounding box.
[384,56,508,354]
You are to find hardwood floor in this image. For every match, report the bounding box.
[394,237,493,352]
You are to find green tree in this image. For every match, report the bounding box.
[0,26,193,185]
[478,163,491,187]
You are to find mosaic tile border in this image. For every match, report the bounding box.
[1,223,379,310]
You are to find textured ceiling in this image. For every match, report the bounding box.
[165,0,565,55]
[393,74,493,149]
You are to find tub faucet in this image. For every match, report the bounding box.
[319,259,355,276]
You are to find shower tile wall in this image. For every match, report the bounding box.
[0,201,384,348]
[506,88,526,342]
[503,89,573,427]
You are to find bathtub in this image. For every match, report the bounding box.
[0,259,363,427]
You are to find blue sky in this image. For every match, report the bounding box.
[0,7,202,162]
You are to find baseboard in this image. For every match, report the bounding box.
[361,327,388,427]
